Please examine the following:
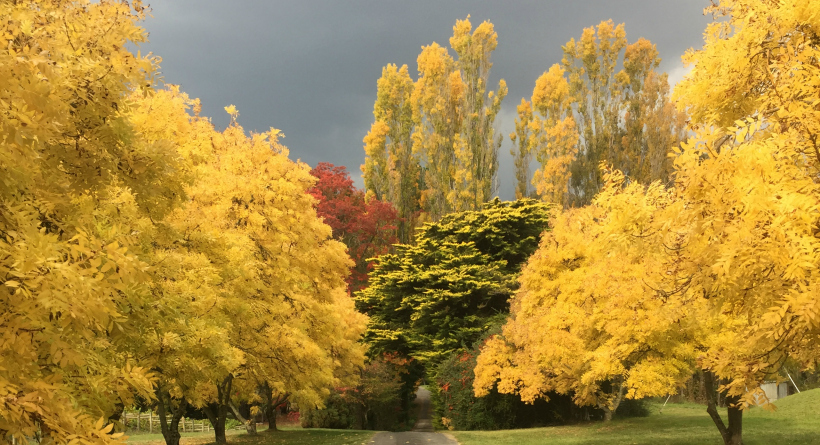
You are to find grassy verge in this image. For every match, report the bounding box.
[450,388,820,445]
[126,426,375,445]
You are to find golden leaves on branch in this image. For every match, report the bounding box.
[0,2,366,443]
[363,16,507,239]
[512,20,686,207]
[479,2,820,427]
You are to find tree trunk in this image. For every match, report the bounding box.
[725,394,743,445]
[203,405,227,445]
[599,378,626,422]
[703,370,744,445]
[108,401,125,429]
[261,384,289,433]
[264,401,278,432]
[203,374,233,445]
[156,389,187,445]
[228,401,256,435]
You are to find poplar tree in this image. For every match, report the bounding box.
[511,21,686,207]
[511,65,578,205]
[362,64,419,243]
[363,16,507,234]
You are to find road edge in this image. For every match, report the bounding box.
[441,432,460,444]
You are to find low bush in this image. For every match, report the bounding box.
[614,398,650,419]
[301,353,419,431]
[431,350,518,430]
[431,344,593,430]
[300,391,358,429]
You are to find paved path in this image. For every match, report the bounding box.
[369,387,457,445]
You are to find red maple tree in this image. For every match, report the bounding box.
[308,162,399,293]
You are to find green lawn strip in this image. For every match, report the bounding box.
[126,427,246,444]
[126,426,375,445]
[450,389,820,445]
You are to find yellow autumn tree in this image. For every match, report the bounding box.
[413,16,508,219]
[474,170,701,421]
[1,3,369,445]
[512,21,686,207]
[0,1,181,443]
[165,106,366,445]
[511,64,578,205]
[119,90,368,444]
[363,16,507,227]
[122,87,242,445]
[481,3,820,444]
[362,64,419,243]
[510,98,535,199]
[667,1,820,443]
[117,88,369,444]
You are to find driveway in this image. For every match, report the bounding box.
[369,387,457,445]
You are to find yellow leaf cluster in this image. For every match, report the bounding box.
[475,171,700,419]
[512,20,687,208]
[0,2,367,443]
[479,0,820,423]
[362,16,508,235]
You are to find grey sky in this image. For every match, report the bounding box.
[140,1,711,200]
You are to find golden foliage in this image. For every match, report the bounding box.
[0,2,366,443]
[479,3,820,433]
[671,0,820,405]
[129,88,367,416]
[475,172,700,419]
[512,21,686,208]
[363,16,507,230]
[0,1,165,442]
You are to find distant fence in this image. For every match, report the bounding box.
[122,412,212,434]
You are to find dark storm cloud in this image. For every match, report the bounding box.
[140,1,711,199]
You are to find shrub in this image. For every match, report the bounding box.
[431,350,518,430]
[431,342,589,430]
[300,392,357,429]
[225,418,242,430]
[614,398,650,418]
[300,353,418,431]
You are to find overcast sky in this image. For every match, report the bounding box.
[139,1,712,200]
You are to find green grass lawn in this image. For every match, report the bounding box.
[125,428,239,444]
[125,426,375,445]
[450,388,820,445]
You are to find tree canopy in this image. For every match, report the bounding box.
[474,171,700,421]
[363,16,508,239]
[511,20,686,206]
[356,198,549,365]
[1,1,173,442]
[477,2,820,444]
[0,2,367,444]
